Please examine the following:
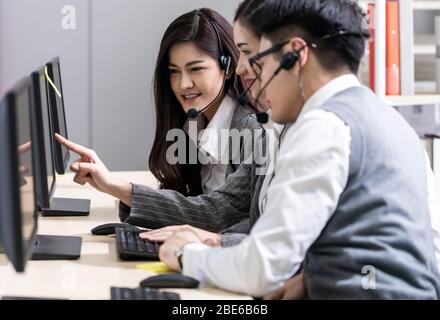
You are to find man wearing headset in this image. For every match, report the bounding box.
[159,0,440,299]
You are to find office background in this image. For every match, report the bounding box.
[0,0,437,170]
[0,0,241,171]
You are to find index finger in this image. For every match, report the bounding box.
[17,141,32,154]
[55,133,93,159]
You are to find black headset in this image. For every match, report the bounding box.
[205,14,232,74]
[187,11,232,119]
[279,51,300,71]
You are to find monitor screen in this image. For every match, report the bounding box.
[46,57,69,174]
[30,68,56,209]
[40,73,55,194]
[39,72,55,199]
[15,82,36,246]
[0,78,38,272]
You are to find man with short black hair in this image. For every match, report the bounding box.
[159,0,440,299]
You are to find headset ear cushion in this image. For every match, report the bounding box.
[219,56,225,69]
[220,56,232,76]
[281,52,299,70]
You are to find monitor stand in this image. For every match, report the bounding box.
[41,197,91,217]
[31,234,82,260]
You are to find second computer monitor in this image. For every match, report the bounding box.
[30,66,56,210]
[46,57,69,175]
[0,78,38,272]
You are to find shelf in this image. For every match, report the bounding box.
[360,0,440,10]
[414,44,436,55]
[415,80,437,93]
[414,33,436,55]
[384,94,440,106]
[413,1,440,11]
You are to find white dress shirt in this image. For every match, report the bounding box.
[182,74,440,296]
[189,95,236,193]
[258,112,285,213]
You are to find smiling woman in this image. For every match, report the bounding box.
[149,8,246,196]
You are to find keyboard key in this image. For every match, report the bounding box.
[118,228,127,250]
[127,232,137,251]
[122,288,132,300]
[137,238,146,252]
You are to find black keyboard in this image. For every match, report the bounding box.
[110,287,180,300]
[115,227,161,260]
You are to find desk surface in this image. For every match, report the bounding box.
[0,171,250,300]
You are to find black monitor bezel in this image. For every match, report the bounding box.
[46,57,70,175]
[0,78,38,272]
[30,66,57,210]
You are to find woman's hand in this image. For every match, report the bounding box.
[55,134,133,206]
[140,225,222,247]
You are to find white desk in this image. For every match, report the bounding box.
[0,171,250,300]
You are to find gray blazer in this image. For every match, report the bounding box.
[119,102,267,246]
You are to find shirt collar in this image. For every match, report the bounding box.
[184,95,236,162]
[298,74,361,121]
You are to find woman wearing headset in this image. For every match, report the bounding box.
[139,0,285,245]
[56,8,268,243]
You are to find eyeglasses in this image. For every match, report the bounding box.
[248,40,289,80]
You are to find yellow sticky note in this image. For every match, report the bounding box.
[136,262,174,274]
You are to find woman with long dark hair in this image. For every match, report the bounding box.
[139,0,285,245]
[149,8,245,196]
[55,8,267,242]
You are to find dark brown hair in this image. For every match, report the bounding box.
[149,8,242,196]
[234,0,264,38]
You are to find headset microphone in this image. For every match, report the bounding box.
[238,77,258,107]
[187,108,200,119]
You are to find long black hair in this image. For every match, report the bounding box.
[149,8,243,196]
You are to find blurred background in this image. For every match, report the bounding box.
[2,0,439,171]
[0,0,241,171]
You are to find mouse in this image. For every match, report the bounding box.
[139,274,199,289]
[91,222,140,236]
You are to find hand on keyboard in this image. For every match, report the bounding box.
[115,227,162,260]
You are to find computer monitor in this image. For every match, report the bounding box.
[46,57,69,175]
[30,67,56,210]
[30,66,90,216]
[0,78,38,272]
[0,78,82,271]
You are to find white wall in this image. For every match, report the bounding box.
[0,0,240,170]
[0,0,90,157]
